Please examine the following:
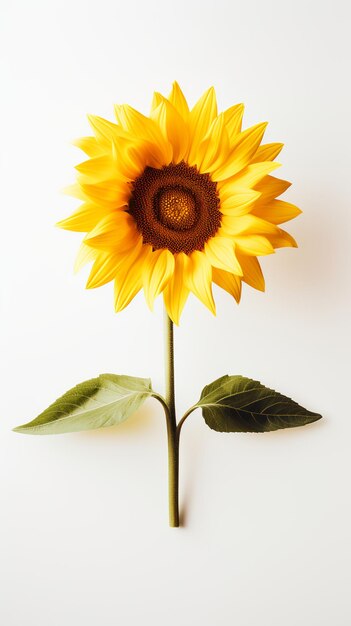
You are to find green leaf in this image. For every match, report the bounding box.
[13,374,153,435]
[196,375,322,433]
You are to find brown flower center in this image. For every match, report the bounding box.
[157,187,196,230]
[128,161,221,254]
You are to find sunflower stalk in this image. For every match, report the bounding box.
[164,307,180,527]
[12,84,323,529]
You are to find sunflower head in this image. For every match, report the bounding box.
[59,82,301,324]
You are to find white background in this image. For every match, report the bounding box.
[1,0,350,624]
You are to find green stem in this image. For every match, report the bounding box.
[164,307,179,527]
[176,406,197,437]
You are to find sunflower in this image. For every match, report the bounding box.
[59,83,301,324]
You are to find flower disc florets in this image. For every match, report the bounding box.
[129,162,221,254]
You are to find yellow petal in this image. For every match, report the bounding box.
[114,104,172,165]
[80,179,130,209]
[234,235,275,256]
[151,91,163,112]
[223,104,244,141]
[75,156,118,183]
[114,243,151,312]
[185,251,216,314]
[251,143,284,163]
[163,253,190,325]
[212,267,242,303]
[237,253,265,291]
[64,183,89,201]
[197,113,230,174]
[150,97,189,164]
[88,115,127,146]
[57,202,112,232]
[268,228,298,249]
[219,162,281,194]
[220,214,280,237]
[86,251,126,289]
[73,136,106,158]
[204,237,243,275]
[111,135,148,180]
[252,199,302,224]
[212,122,268,181]
[74,242,96,273]
[187,87,217,165]
[219,189,261,216]
[143,248,175,310]
[168,82,189,120]
[84,212,137,250]
[254,175,291,203]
